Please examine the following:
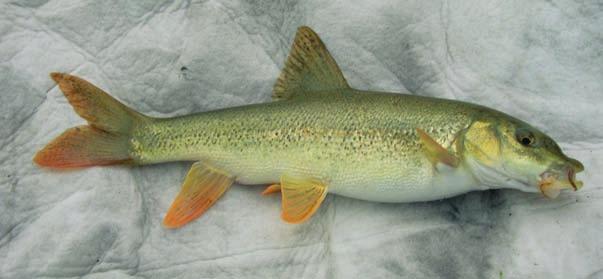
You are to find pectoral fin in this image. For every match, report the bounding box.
[163,162,234,228]
[416,128,459,168]
[280,175,328,224]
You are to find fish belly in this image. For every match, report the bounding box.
[198,150,480,203]
[327,166,480,202]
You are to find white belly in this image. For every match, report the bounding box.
[215,156,483,203]
[328,166,482,203]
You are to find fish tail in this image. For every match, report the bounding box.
[34,73,150,168]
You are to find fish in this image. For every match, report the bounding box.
[34,26,584,228]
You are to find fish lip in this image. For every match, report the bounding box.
[568,168,577,191]
[538,166,583,198]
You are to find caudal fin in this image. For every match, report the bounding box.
[34,73,149,168]
[33,125,132,168]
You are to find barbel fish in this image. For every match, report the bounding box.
[34,26,584,228]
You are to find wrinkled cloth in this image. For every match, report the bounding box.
[1,1,602,278]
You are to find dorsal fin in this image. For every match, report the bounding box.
[272,26,350,100]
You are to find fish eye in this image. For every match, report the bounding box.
[515,129,535,147]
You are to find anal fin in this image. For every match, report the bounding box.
[163,162,234,228]
[280,175,328,224]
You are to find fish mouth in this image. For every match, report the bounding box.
[538,167,584,199]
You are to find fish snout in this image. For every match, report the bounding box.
[568,157,584,173]
[564,157,585,191]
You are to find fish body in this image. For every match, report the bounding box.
[35,26,584,228]
[132,90,482,202]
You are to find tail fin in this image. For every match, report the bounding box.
[34,73,149,168]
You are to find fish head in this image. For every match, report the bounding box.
[461,115,584,198]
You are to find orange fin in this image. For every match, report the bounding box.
[34,73,151,168]
[280,175,328,224]
[261,184,281,195]
[163,162,234,229]
[49,72,147,133]
[272,26,349,100]
[416,128,459,168]
[34,126,131,168]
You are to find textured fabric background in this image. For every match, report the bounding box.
[1,1,602,278]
